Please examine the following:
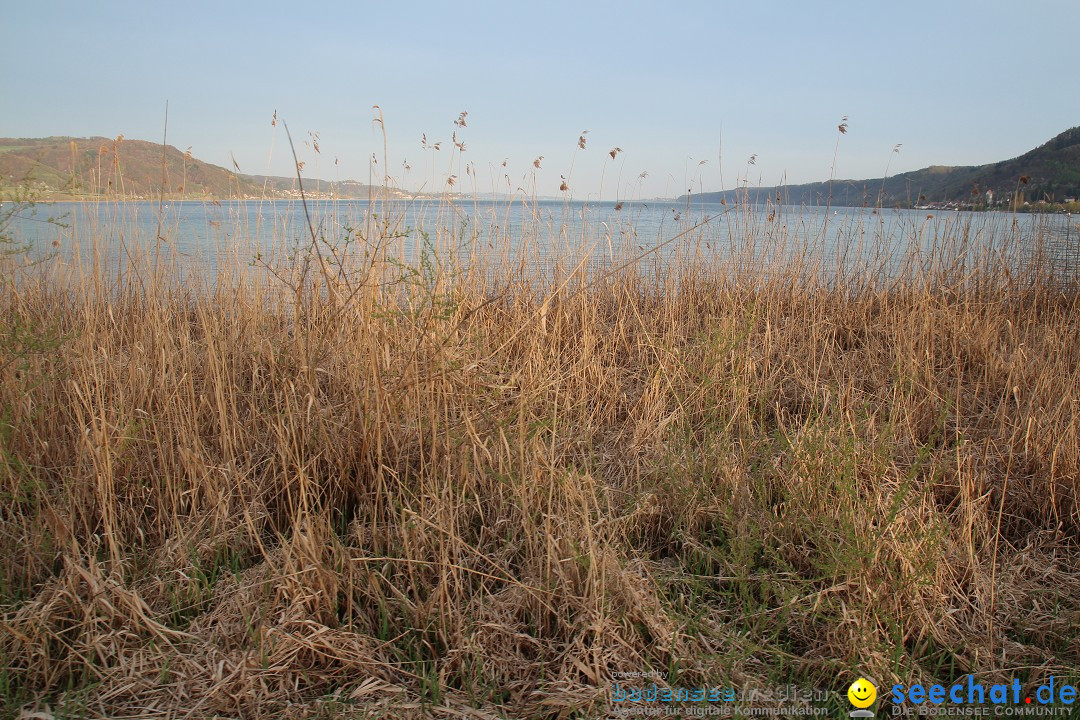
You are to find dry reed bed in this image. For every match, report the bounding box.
[1,210,1078,718]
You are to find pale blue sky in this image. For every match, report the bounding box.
[2,0,1078,199]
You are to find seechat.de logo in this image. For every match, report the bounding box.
[890,675,1077,707]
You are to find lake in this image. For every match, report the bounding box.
[4,197,1078,286]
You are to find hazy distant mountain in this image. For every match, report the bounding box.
[682,127,1080,208]
[0,136,398,200]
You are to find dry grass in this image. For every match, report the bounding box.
[1,190,1078,718]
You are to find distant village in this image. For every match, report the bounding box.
[914,188,1079,213]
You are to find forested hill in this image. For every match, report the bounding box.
[683,127,1080,208]
[0,136,393,200]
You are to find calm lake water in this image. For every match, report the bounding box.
[5,198,1078,285]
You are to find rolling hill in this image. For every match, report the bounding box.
[683,126,1080,209]
[0,136,396,200]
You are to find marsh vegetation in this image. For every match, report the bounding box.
[1,129,1078,718]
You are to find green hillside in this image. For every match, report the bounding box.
[684,126,1080,209]
[0,136,390,200]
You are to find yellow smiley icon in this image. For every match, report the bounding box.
[848,678,877,708]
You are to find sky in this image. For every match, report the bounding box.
[2,0,1078,200]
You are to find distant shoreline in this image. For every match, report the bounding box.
[4,196,1073,215]
[4,194,682,206]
